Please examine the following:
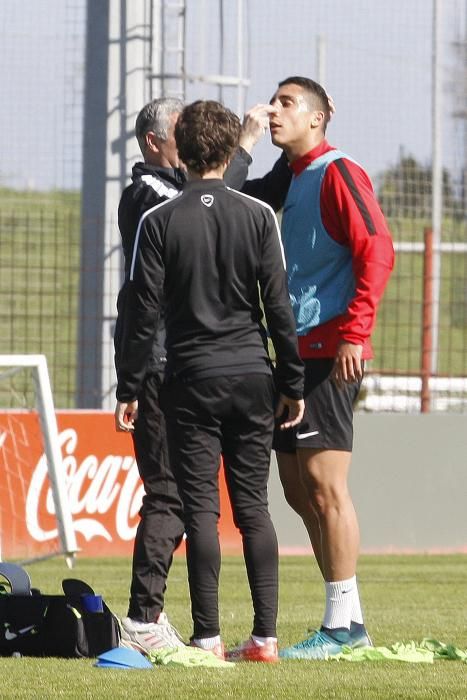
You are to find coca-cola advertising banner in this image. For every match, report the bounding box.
[0,411,242,560]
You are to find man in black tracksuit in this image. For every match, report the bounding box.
[114,97,292,652]
[115,100,304,662]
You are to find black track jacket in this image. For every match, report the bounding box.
[115,150,292,377]
[116,179,304,403]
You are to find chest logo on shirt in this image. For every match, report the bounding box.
[201,194,214,207]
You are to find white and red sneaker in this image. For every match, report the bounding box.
[225,637,278,663]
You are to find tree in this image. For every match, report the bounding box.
[377,153,463,220]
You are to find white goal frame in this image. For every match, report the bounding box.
[0,354,78,567]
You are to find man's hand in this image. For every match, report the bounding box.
[115,399,138,432]
[239,104,276,154]
[275,394,305,430]
[331,342,363,388]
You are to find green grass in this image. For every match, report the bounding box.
[1,555,466,699]
[0,189,80,408]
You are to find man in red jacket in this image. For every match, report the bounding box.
[270,77,394,659]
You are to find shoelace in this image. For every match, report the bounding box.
[165,623,184,645]
[157,616,184,645]
[293,630,329,649]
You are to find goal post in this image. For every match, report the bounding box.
[0,354,78,567]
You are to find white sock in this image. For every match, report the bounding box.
[322,576,355,630]
[350,580,364,624]
[127,613,164,628]
[251,634,277,646]
[193,635,221,650]
[127,618,152,629]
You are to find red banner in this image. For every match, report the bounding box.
[0,411,242,559]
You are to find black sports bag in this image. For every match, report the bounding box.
[0,573,121,658]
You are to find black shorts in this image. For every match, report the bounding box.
[273,358,363,453]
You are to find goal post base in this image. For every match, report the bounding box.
[0,354,78,565]
[16,550,78,570]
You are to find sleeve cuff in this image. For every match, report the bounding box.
[237,146,252,165]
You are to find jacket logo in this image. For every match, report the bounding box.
[201,195,214,207]
[4,624,36,640]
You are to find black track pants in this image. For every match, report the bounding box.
[161,373,278,639]
[128,373,185,622]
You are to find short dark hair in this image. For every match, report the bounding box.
[278,76,331,130]
[175,100,241,175]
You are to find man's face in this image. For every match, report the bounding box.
[268,83,315,150]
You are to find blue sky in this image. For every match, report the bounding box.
[0,0,465,189]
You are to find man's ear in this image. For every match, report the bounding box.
[310,110,325,128]
[145,131,160,154]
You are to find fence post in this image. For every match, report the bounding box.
[421,228,434,412]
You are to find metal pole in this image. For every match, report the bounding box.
[421,228,433,413]
[431,0,443,374]
[151,0,162,98]
[77,0,110,408]
[78,0,149,408]
[237,0,244,116]
[34,357,78,566]
[317,34,326,87]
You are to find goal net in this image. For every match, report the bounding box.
[0,355,77,566]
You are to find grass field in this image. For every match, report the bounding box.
[1,555,466,699]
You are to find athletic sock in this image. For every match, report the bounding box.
[192,635,221,650]
[322,575,355,630]
[350,578,364,625]
[127,618,152,628]
[251,635,277,646]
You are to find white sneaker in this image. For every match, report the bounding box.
[120,612,185,653]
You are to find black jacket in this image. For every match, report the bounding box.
[116,179,303,403]
[116,163,183,376]
[114,149,292,378]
